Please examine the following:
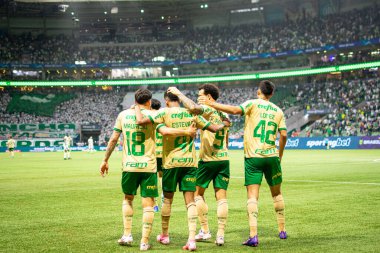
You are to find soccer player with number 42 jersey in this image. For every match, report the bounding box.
[199,80,288,247]
[99,88,196,251]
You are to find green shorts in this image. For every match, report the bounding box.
[162,167,197,192]
[244,157,282,186]
[8,148,14,152]
[197,160,230,190]
[156,158,163,172]
[121,172,158,198]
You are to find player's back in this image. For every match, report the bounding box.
[155,107,208,169]
[115,109,157,173]
[241,99,286,158]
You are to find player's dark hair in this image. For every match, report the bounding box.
[135,88,152,104]
[164,90,180,102]
[151,98,161,110]
[198,83,219,100]
[259,80,275,96]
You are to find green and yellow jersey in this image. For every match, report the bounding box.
[199,105,229,162]
[154,107,211,169]
[239,99,286,158]
[6,139,16,148]
[155,130,163,158]
[113,108,157,173]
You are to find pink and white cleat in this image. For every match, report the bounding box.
[182,240,196,251]
[156,234,170,245]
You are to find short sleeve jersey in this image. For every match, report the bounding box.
[154,107,210,169]
[239,99,287,158]
[113,109,157,173]
[199,105,229,161]
[7,139,15,148]
[64,136,72,147]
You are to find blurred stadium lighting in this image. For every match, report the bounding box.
[110,7,118,14]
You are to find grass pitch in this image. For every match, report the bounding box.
[0,150,379,252]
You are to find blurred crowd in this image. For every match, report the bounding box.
[1,7,379,65]
[0,78,379,142]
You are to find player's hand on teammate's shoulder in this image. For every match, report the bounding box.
[167,87,182,96]
[100,160,109,177]
[186,122,197,138]
[130,104,136,109]
[198,96,211,106]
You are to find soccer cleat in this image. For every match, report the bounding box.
[195,229,211,241]
[182,240,196,251]
[156,234,170,245]
[140,243,151,251]
[118,234,133,246]
[242,235,259,247]
[215,236,224,246]
[279,231,287,239]
[154,205,159,212]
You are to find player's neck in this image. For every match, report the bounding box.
[138,104,150,110]
[168,102,180,108]
[258,95,270,101]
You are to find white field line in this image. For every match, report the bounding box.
[230,177,380,186]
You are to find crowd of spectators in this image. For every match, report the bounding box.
[0,77,379,142]
[1,6,379,65]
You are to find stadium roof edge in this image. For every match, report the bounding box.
[1,61,379,86]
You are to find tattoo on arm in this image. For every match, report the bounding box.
[103,132,120,162]
[179,94,203,114]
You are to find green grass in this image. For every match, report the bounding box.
[1,150,380,252]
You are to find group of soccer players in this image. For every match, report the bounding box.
[99,80,288,251]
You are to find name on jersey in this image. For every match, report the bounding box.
[123,123,148,130]
[171,112,193,119]
[254,148,277,155]
[125,161,148,168]
[258,104,278,112]
[260,113,275,120]
[172,121,192,128]
[172,157,194,163]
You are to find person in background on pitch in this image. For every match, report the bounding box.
[6,136,16,158]
[198,80,288,247]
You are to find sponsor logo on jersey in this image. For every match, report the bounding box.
[125,162,148,168]
[172,157,194,163]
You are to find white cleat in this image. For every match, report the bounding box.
[118,234,133,246]
[140,243,151,251]
[195,230,211,241]
[215,236,224,246]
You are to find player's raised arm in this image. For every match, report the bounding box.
[100,130,121,177]
[135,104,154,125]
[198,96,243,115]
[157,122,197,138]
[167,87,203,114]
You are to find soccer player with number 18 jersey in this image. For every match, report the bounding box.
[199,80,288,247]
[99,88,196,251]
